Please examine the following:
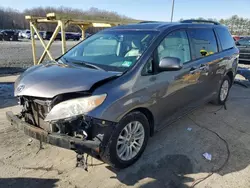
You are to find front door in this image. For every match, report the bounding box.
[152,29,205,126]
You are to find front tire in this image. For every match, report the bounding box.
[100,111,150,169]
[213,75,231,105]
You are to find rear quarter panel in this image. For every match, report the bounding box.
[214,47,239,89]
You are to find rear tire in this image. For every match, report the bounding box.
[100,111,150,169]
[212,75,231,105]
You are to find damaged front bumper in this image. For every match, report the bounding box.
[6,111,113,155]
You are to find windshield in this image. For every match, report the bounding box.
[61,30,158,72]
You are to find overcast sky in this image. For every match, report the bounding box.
[2,0,250,21]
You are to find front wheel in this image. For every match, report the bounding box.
[100,111,150,169]
[213,75,231,105]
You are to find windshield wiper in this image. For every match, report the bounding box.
[57,57,69,64]
[72,61,105,71]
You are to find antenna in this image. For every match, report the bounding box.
[171,0,175,22]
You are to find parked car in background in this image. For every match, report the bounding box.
[80,32,92,40]
[43,31,61,40]
[34,31,45,39]
[65,32,81,41]
[22,30,31,39]
[7,20,239,169]
[236,37,250,63]
[0,32,3,41]
[43,31,81,41]
[0,30,18,41]
[232,35,240,41]
[18,30,23,38]
[232,35,242,41]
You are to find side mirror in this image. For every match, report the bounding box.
[159,57,183,71]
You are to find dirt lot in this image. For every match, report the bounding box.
[0,40,78,74]
[0,77,250,188]
[1,40,250,187]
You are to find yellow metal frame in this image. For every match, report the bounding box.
[26,13,141,65]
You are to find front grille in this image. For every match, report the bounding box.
[31,101,50,120]
[22,93,91,133]
[22,96,92,137]
[23,97,52,132]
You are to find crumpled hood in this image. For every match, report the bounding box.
[15,63,120,98]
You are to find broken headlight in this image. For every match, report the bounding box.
[45,94,107,122]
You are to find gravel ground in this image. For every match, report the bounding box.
[0,40,78,74]
[0,84,250,188]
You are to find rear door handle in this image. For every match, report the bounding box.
[189,67,199,74]
[199,64,206,70]
[199,64,209,71]
[190,64,208,74]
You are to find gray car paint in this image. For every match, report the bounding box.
[86,24,239,130]
[15,62,120,98]
[15,23,239,133]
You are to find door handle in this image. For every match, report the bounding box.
[199,64,208,71]
[189,67,199,74]
[199,66,206,71]
[190,64,208,74]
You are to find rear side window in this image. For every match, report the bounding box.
[188,28,218,59]
[215,27,235,50]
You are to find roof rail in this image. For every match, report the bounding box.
[138,21,160,24]
[180,19,220,25]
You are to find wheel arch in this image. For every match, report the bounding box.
[226,70,234,87]
[128,107,155,137]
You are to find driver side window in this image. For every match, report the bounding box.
[157,30,191,64]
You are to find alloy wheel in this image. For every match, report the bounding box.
[220,79,229,101]
[116,121,145,161]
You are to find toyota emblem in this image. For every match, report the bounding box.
[17,84,25,92]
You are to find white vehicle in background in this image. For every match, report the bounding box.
[34,31,45,39]
[18,30,24,38]
[22,30,31,39]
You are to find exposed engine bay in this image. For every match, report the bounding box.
[19,94,91,140]
[16,93,115,171]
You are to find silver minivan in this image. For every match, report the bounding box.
[7,20,239,168]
